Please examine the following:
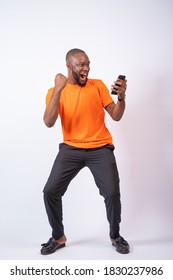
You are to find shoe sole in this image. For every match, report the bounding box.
[112,243,130,254]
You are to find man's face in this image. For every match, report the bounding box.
[69,53,90,86]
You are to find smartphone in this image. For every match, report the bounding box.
[111,75,126,95]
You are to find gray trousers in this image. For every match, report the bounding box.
[43,143,121,240]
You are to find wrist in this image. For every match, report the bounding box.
[118,95,126,102]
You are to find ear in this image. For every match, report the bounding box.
[66,62,71,69]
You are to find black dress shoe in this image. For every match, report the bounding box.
[41,237,65,255]
[112,236,130,254]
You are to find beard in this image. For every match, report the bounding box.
[72,68,87,86]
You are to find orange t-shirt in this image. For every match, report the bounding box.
[46,79,114,148]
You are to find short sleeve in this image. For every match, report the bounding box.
[95,80,114,108]
[45,88,54,106]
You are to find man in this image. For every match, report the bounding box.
[41,48,129,255]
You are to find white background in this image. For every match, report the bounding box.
[0,0,173,260]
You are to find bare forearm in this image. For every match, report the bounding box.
[112,99,126,121]
[43,89,61,127]
[106,99,126,121]
[43,73,68,127]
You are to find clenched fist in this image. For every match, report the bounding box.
[54,73,68,91]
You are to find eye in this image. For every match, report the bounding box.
[77,62,90,68]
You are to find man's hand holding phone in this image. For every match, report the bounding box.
[111,75,127,101]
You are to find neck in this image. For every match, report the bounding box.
[67,78,77,85]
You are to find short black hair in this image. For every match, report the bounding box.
[66,48,85,62]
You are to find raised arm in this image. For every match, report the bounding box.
[43,73,67,127]
[105,77,127,121]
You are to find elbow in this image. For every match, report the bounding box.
[116,117,122,121]
[112,112,124,121]
[112,116,122,122]
[43,116,54,128]
[43,111,58,127]
[45,122,54,128]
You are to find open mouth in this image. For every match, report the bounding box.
[80,73,87,80]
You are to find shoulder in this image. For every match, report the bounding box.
[87,79,113,107]
[87,79,108,90]
[87,78,105,85]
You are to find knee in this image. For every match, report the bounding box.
[43,181,67,198]
[43,181,57,197]
[104,186,120,201]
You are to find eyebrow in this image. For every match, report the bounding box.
[77,60,90,65]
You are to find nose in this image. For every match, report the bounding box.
[83,64,90,71]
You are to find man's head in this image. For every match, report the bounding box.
[66,48,90,86]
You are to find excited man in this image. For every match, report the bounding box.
[41,48,129,255]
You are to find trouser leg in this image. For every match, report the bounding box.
[86,145,121,239]
[43,144,85,240]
